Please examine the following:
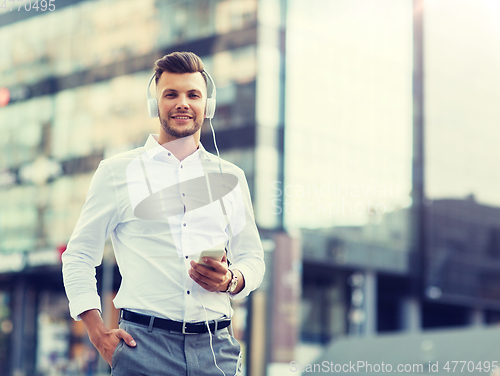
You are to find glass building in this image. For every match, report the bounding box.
[283,0,414,353]
[282,0,500,363]
[2,0,500,375]
[0,0,283,374]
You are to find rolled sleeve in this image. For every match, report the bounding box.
[62,161,120,321]
[225,168,265,300]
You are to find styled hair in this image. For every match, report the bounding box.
[154,51,207,87]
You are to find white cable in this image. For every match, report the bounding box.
[209,118,224,177]
[207,113,239,372]
[208,117,234,319]
[198,284,227,376]
[205,172,213,203]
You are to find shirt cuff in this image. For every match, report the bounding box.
[69,293,102,321]
[227,264,255,300]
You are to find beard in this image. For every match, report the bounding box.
[159,111,203,139]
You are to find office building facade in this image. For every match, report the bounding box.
[2,0,500,375]
[0,0,285,374]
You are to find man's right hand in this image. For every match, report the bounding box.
[80,309,136,366]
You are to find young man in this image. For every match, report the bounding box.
[62,52,265,375]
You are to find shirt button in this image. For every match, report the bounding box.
[185,256,188,259]
[182,193,185,196]
[168,152,171,156]
[187,291,190,295]
[180,165,183,168]
[183,223,186,227]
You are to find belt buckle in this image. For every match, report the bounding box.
[182,322,196,335]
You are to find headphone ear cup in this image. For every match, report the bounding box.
[147,98,158,118]
[205,97,216,119]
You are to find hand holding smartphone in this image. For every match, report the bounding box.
[197,248,225,270]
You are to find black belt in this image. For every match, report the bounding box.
[121,309,231,334]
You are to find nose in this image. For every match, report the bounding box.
[175,95,189,110]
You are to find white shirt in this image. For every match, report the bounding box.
[62,135,265,322]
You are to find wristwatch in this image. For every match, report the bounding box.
[224,269,238,294]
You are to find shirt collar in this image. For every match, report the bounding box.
[143,134,212,161]
[197,143,212,161]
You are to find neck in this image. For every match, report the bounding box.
[157,134,199,161]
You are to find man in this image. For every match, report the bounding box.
[62,51,265,376]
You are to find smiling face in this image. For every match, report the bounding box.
[156,71,207,144]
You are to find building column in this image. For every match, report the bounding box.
[400,297,421,332]
[266,233,302,376]
[469,309,484,326]
[363,271,377,336]
[11,275,37,376]
[11,276,27,376]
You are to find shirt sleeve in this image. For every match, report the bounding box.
[224,168,265,300]
[62,161,120,321]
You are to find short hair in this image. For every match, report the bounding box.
[154,51,207,87]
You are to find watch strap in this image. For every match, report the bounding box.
[225,269,238,293]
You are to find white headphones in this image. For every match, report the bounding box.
[146,70,217,119]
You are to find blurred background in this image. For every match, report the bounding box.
[1,0,500,375]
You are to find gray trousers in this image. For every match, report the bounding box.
[111,319,242,376]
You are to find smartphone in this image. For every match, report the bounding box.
[197,248,225,270]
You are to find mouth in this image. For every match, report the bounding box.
[171,114,193,120]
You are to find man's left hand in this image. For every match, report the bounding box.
[189,253,231,292]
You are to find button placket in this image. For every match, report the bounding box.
[178,163,189,249]
[179,161,198,304]
[178,161,188,209]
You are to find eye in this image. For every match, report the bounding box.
[165,93,175,98]
[189,93,200,98]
